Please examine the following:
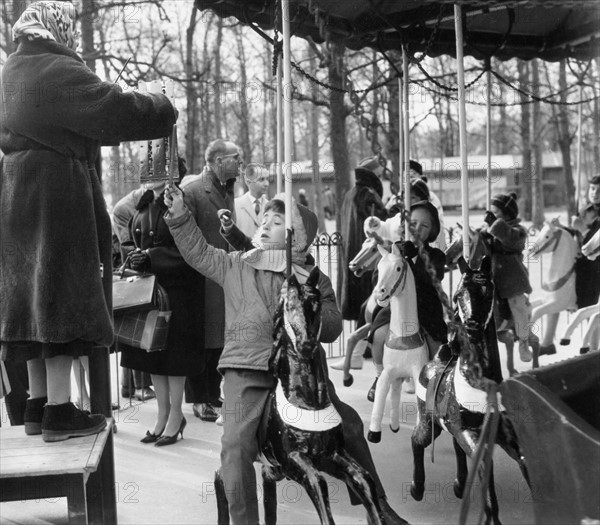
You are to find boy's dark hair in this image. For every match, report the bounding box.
[589,175,600,185]
[264,199,285,215]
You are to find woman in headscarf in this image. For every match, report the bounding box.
[0,1,177,442]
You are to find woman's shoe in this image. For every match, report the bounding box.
[155,416,187,447]
[140,427,165,444]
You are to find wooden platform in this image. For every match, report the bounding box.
[0,419,117,525]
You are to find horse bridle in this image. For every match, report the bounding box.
[532,227,562,256]
[380,257,408,302]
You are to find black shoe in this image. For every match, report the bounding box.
[367,377,378,403]
[121,388,134,398]
[140,427,165,444]
[41,402,107,443]
[539,343,557,356]
[133,387,156,401]
[24,396,47,436]
[155,417,186,447]
[200,403,219,422]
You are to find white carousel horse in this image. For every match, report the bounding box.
[340,214,402,391]
[367,242,429,443]
[560,227,600,353]
[527,218,579,355]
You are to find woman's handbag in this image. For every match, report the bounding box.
[112,264,171,352]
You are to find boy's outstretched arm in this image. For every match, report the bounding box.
[164,185,231,285]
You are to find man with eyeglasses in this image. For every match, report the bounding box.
[179,139,243,422]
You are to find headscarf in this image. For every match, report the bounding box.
[12,1,78,51]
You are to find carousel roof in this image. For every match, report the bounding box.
[195,0,600,62]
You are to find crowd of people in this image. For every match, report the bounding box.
[1,2,600,525]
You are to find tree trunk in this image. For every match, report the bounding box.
[213,18,223,138]
[185,7,200,172]
[308,46,325,232]
[328,42,350,232]
[518,60,532,221]
[557,59,577,221]
[594,57,600,173]
[235,27,251,163]
[531,59,545,228]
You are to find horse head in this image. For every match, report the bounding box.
[349,235,388,277]
[273,267,322,369]
[445,225,489,269]
[373,242,408,307]
[454,256,495,330]
[527,219,563,258]
[582,227,600,261]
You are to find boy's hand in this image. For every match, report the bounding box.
[217,209,234,232]
[164,185,186,218]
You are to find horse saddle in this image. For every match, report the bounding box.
[425,356,456,418]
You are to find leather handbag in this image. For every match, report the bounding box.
[112,266,171,352]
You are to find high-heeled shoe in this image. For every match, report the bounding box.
[140,426,165,444]
[155,416,186,447]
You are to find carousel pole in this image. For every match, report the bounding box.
[398,75,404,209]
[576,83,583,208]
[281,0,293,276]
[486,59,492,209]
[454,4,470,262]
[402,45,411,239]
[276,63,284,194]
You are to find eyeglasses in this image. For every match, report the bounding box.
[217,153,243,164]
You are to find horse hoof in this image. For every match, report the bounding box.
[410,482,424,501]
[343,375,354,387]
[367,430,381,443]
[453,480,464,499]
[559,338,570,346]
[389,424,399,433]
[580,347,590,355]
[539,344,556,356]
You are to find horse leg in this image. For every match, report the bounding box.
[283,452,335,525]
[343,324,372,386]
[560,305,596,345]
[262,466,278,525]
[410,407,442,501]
[452,437,468,499]
[214,468,230,525]
[367,323,388,403]
[540,311,560,352]
[581,312,600,353]
[389,377,401,433]
[497,330,517,377]
[327,450,385,525]
[483,462,501,525]
[368,368,393,443]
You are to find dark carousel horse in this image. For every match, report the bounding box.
[215,269,383,525]
[445,226,540,375]
[411,257,529,525]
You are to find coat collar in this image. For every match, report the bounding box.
[16,38,83,63]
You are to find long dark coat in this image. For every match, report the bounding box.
[0,39,176,352]
[338,168,387,321]
[119,194,205,376]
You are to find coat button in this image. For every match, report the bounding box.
[135,228,141,233]
[149,231,154,236]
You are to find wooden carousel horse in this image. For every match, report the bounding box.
[366,242,429,443]
[527,218,579,355]
[410,257,529,525]
[341,214,401,389]
[215,269,384,525]
[560,227,600,353]
[445,226,540,376]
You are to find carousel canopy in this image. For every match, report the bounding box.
[195,0,600,62]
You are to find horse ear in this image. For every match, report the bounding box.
[287,272,299,290]
[457,256,471,275]
[306,266,320,288]
[392,242,402,256]
[479,256,492,275]
[377,244,390,257]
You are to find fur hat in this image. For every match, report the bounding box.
[271,193,318,252]
[491,192,519,220]
[411,178,430,201]
[410,200,440,243]
[409,160,423,176]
